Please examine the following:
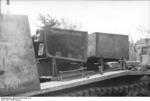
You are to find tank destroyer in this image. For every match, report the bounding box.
[0,14,150,96]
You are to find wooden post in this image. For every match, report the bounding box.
[0,0,1,14]
[99,56,103,74]
[80,63,85,78]
[120,58,126,70]
[59,71,63,81]
[120,59,123,70]
[123,58,127,70]
[6,0,10,14]
[52,57,57,76]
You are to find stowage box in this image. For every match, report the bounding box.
[35,28,88,76]
[37,28,88,61]
[88,32,129,59]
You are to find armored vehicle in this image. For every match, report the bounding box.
[0,14,150,96]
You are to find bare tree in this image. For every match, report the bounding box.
[137,25,150,38]
[37,13,81,30]
[59,18,81,30]
[37,14,60,29]
[128,33,137,61]
[33,13,82,41]
[129,25,150,61]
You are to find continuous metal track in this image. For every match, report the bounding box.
[61,77,150,96]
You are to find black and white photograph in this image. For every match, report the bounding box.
[0,0,150,99]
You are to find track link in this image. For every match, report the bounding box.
[61,76,150,96]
